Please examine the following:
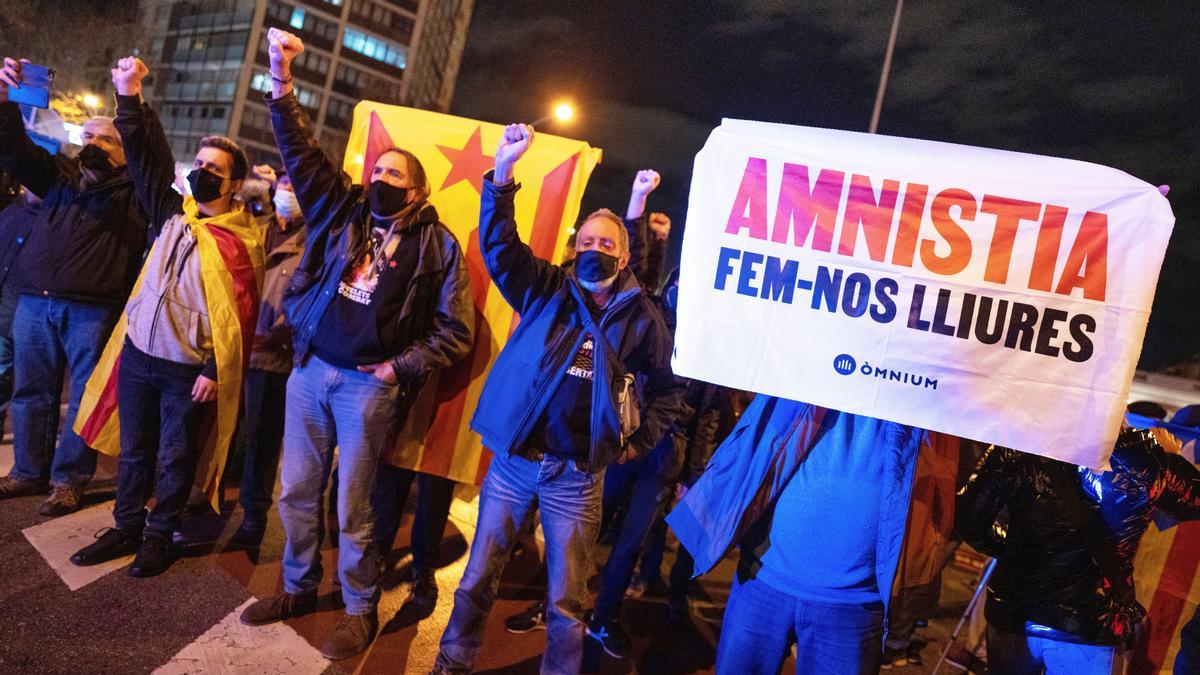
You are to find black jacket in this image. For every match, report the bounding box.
[0,200,37,288]
[0,102,148,304]
[264,92,474,405]
[470,176,685,468]
[956,429,1200,645]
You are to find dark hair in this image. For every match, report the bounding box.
[199,136,249,181]
[375,147,430,202]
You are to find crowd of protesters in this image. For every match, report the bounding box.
[0,25,1198,675]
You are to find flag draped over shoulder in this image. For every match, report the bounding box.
[74,198,264,510]
[342,103,602,486]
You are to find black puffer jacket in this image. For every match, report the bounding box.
[956,429,1200,645]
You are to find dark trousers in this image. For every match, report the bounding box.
[1177,605,1200,675]
[373,463,456,571]
[113,343,214,538]
[0,284,18,430]
[592,460,672,626]
[238,368,289,529]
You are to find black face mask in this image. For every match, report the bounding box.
[368,181,410,218]
[187,168,227,203]
[78,144,113,172]
[575,249,620,282]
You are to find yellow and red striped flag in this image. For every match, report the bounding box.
[74,199,264,510]
[342,102,602,485]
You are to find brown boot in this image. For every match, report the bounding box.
[39,485,83,516]
[239,590,318,626]
[0,475,49,499]
[320,610,378,660]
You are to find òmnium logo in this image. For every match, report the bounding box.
[832,353,939,390]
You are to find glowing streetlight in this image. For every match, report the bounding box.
[554,102,575,123]
[82,93,101,110]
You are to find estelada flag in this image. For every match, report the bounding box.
[74,198,264,510]
[1128,425,1200,674]
[342,102,602,485]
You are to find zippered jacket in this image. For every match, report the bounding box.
[470,175,685,468]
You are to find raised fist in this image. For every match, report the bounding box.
[493,123,534,184]
[648,212,671,241]
[0,58,30,103]
[267,27,305,75]
[111,56,149,97]
[631,169,661,197]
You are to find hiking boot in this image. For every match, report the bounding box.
[129,534,174,578]
[410,567,438,609]
[504,600,547,634]
[586,618,630,659]
[70,527,141,566]
[39,484,84,516]
[0,475,49,499]
[239,590,319,626]
[321,610,378,660]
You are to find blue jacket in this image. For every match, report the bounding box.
[470,176,684,468]
[667,396,925,622]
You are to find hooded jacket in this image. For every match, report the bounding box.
[0,102,148,304]
[470,175,685,469]
[264,91,474,405]
[956,429,1200,646]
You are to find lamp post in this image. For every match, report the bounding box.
[532,100,576,128]
[868,0,904,134]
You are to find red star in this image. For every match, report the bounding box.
[436,126,494,194]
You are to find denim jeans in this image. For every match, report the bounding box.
[987,625,1122,675]
[592,460,672,626]
[9,295,118,487]
[278,355,399,616]
[113,343,214,538]
[437,451,604,675]
[238,368,289,529]
[0,284,19,429]
[373,463,456,569]
[716,574,884,674]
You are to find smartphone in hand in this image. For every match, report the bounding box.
[8,63,54,109]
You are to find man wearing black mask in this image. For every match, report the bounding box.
[433,124,684,675]
[0,56,148,516]
[239,29,474,662]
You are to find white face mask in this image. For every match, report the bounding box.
[273,189,301,220]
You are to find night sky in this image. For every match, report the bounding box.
[450,1,1199,369]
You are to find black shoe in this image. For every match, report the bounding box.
[410,567,438,609]
[70,527,141,566]
[129,535,174,577]
[504,600,547,634]
[227,520,266,548]
[586,619,630,659]
[240,590,319,626]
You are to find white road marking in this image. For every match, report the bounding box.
[22,500,133,590]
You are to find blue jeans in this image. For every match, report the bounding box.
[278,355,399,616]
[592,460,672,625]
[373,464,456,570]
[987,625,1121,675]
[113,343,214,537]
[437,451,604,675]
[716,574,884,674]
[0,284,19,429]
[238,368,289,529]
[9,295,118,487]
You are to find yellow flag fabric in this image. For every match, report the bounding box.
[342,102,601,485]
[74,198,264,510]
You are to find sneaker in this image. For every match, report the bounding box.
[504,600,547,634]
[39,484,84,516]
[70,527,141,566]
[129,534,174,577]
[586,619,630,659]
[239,590,319,626]
[0,474,49,498]
[410,567,438,609]
[321,610,378,660]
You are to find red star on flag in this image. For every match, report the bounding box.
[436,126,494,194]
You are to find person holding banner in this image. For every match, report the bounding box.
[433,123,684,675]
[238,28,474,661]
[956,428,1200,674]
[68,56,263,578]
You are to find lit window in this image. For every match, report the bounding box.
[290,7,306,30]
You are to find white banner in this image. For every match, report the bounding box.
[673,119,1175,468]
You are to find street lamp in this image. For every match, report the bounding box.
[532,99,577,128]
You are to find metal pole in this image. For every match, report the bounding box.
[931,557,997,674]
[868,0,904,134]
